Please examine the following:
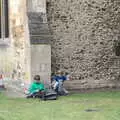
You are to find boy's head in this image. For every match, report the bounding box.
[34,75,40,83]
[57,70,63,76]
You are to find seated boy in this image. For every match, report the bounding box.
[52,71,68,95]
[27,75,46,100]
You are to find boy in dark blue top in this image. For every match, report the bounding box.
[52,71,68,95]
[54,74,66,82]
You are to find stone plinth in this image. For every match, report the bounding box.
[31,45,51,85]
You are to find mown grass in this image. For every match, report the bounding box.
[0,91,120,120]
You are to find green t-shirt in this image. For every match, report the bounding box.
[29,82,45,94]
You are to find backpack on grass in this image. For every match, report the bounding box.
[44,89,57,100]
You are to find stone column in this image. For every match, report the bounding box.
[27,0,51,85]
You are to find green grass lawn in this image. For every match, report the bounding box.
[0,91,120,120]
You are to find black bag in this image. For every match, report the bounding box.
[44,89,57,100]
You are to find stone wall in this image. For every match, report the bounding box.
[47,0,120,89]
[0,47,13,77]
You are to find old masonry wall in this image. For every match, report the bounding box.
[47,0,120,89]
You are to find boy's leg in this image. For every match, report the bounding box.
[41,92,46,100]
[39,91,46,100]
[26,93,34,98]
[27,91,46,100]
[53,82,58,90]
[63,88,69,95]
[26,92,40,98]
[53,82,59,94]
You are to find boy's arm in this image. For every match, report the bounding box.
[63,76,67,81]
[39,83,46,91]
[28,83,36,94]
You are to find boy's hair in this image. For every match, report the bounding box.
[34,75,40,81]
[57,70,62,74]
[57,70,64,75]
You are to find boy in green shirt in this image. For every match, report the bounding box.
[27,75,46,99]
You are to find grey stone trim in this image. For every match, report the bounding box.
[30,35,52,44]
[28,12,47,23]
[28,12,52,44]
